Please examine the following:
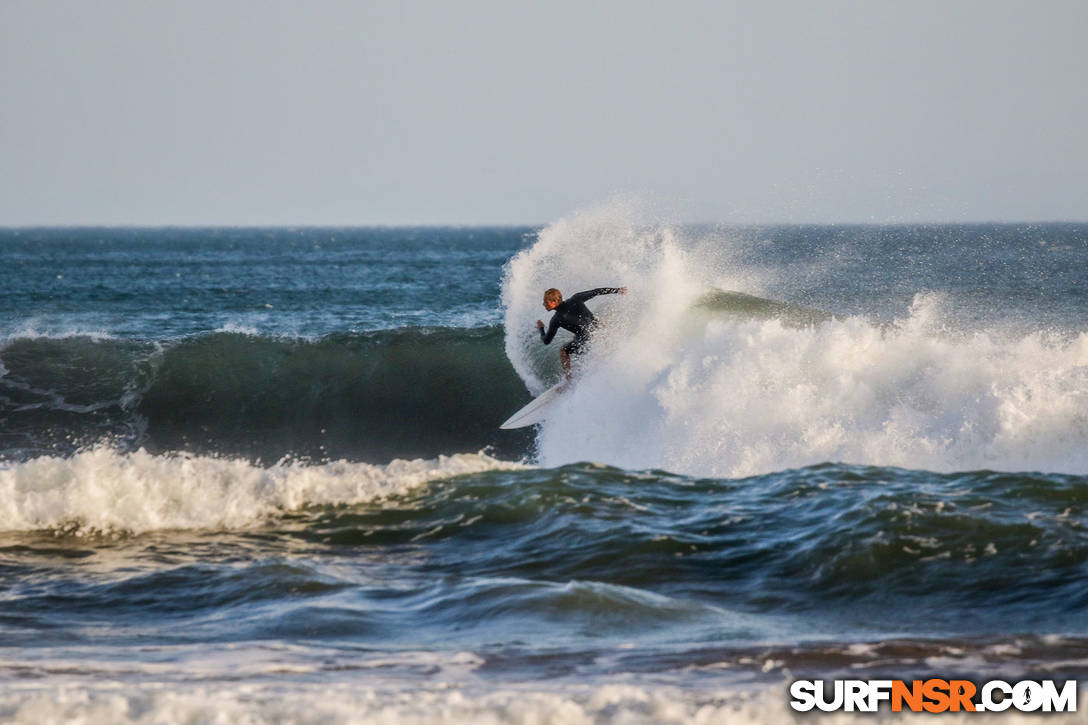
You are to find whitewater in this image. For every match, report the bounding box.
[504,201,1088,477]
[1,208,1086,723]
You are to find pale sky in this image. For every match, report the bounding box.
[2,0,1086,225]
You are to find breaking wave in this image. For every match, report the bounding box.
[503,200,1088,476]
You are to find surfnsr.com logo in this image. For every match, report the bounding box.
[789,679,1078,713]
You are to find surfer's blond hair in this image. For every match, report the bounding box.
[543,288,562,304]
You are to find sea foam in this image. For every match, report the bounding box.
[503,200,1088,477]
[2,680,1084,725]
[0,448,524,534]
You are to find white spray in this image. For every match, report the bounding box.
[502,200,1088,477]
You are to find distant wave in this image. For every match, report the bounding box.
[0,327,533,462]
[693,289,832,327]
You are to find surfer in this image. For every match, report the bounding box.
[536,286,627,379]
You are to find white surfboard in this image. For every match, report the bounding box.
[500,382,567,429]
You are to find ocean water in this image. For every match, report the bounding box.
[2,202,1087,722]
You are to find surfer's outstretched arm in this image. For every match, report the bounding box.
[537,316,560,344]
[567,287,627,304]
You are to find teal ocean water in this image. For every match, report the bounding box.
[1,207,1086,721]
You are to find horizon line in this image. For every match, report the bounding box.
[3,218,1088,230]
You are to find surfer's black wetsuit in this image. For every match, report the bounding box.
[540,288,625,356]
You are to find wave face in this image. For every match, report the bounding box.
[0,328,533,462]
[3,221,1088,722]
[2,451,1086,645]
[503,201,1088,477]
